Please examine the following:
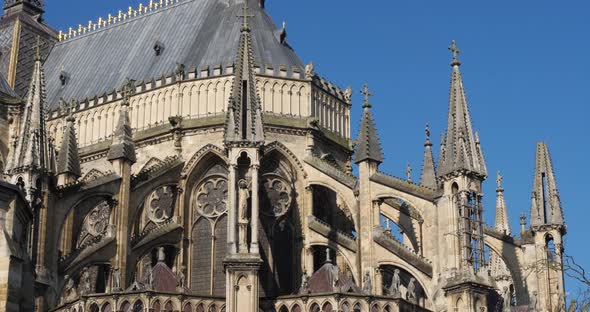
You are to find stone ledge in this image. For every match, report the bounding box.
[307,215,357,252]
[373,228,433,277]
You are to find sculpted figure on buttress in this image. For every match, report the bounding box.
[238,179,251,253]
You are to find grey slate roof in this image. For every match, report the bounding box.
[43,0,303,110]
[0,70,18,99]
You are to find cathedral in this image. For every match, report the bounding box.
[0,0,569,311]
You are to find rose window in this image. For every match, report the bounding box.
[146,185,176,224]
[261,177,292,217]
[195,177,228,218]
[77,201,111,248]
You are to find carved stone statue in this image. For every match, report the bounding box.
[299,271,310,294]
[144,261,154,289]
[529,291,538,311]
[79,268,91,295]
[502,286,511,311]
[407,278,417,303]
[362,271,372,294]
[344,86,353,102]
[177,266,186,290]
[305,62,315,79]
[237,179,251,253]
[111,267,121,291]
[60,275,78,304]
[388,269,401,297]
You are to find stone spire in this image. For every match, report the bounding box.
[56,100,81,184]
[107,79,136,164]
[5,43,50,175]
[224,2,264,145]
[530,142,563,227]
[354,84,383,164]
[438,41,487,178]
[420,123,437,189]
[494,171,511,235]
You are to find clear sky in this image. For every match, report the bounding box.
[33,0,590,299]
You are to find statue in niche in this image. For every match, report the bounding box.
[362,271,372,294]
[407,278,417,303]
[529,291,538,311]
[60,275,77,304]
[177,266,186,290]
[237,179,251,253]
[111,267,121,291]
[388,269,401,297]
[79,268,91,295]
[502,286,512,311]
[299,271,310,294]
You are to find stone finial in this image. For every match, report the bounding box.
[496,171,503,190]
[360,83,373,109]
[448,39,461,66]
[406,163,412,182]
[237,0,255,32]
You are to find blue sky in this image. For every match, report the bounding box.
[36,0,589,298]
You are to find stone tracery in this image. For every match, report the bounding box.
[194,176,228,219]
[77,201,111,248]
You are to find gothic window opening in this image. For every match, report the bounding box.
[133,301,144,312]
[90,303,99,312]
[189,155,229,296]
[311,185,355,237]
[322,302,333,312]
[134,185,178,237]
[101,302,112,312]
[456,188,486,272]
[76,200,112,248]
[380,265,427,307]
[542,173,549,224]
[546,235,557,264]
[258,153,300,296]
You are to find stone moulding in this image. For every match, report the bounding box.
[307,215,357,252]
[60,226,116,272]
[370,172,438,202]
[373,227,433,277]
[131,216,182,249]
[304,156,357,190]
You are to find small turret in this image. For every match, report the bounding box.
[107,79,137,166]
[437,40,487,179]
[419,123,437,189]
[494,171,511,235]
[56,100,81,186]
[354,84,383,165]
[5,42,50,199]
[530,142,564,228]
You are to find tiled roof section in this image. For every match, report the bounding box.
[56,113,81,177]
[0,70,18,99]
[43,0,303,110]
[438,54,487,178]
[530,142,564,227]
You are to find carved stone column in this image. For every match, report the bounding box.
[250,164,260,255]
[228,164,237,254]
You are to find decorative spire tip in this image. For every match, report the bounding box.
[448,40,461,66]
[237,1,255,32]
[360,83,373,109]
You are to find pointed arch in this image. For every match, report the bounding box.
[262,141,306,178]
[182,144,228,177]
